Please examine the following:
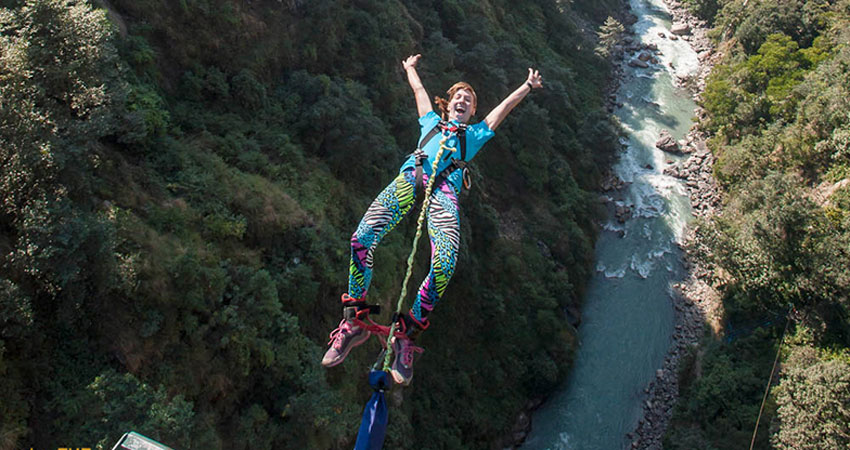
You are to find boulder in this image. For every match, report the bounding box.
[629,59,649,68]
[601,173,628,191]
[615,204,632,223]
[669,34,678,41]
[638,51,652,62]
[671,23,690,35]
[655,130,681,153]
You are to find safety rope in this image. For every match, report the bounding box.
[748,307,792,450]
[381,137,455,372]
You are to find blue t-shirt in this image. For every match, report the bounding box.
[400,111,495,190]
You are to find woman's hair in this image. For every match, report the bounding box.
[434,82,477,120]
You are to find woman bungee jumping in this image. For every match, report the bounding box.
[322,54,543,385]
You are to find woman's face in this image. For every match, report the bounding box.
[447,88,476,123]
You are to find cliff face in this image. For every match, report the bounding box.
[0,0,623,448]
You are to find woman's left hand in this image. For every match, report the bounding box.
[526,68,543,89]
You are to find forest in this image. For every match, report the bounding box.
[664,0,850,448]
[0,0,622,448]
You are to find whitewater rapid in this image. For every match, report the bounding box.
[521,0,700,448]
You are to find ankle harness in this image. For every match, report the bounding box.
[342,295,381,321]
[392,311,430,341]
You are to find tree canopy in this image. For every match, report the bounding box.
[0,0,621,448]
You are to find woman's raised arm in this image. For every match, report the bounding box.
[403,54,433,118]
[484,68,543,131]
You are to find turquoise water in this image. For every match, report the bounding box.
[521,0,699,448]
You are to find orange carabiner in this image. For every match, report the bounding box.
[462,167,472,190]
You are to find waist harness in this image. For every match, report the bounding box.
[413,121,472,198]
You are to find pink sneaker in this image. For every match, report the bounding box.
[389,336,424,385]
[321,319,371,367]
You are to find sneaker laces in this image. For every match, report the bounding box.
[396,338,424,367]
[327,319,358,350]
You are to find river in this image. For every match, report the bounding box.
[520,0,700,448]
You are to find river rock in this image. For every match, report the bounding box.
[615,203,632,223]
[638,51,652,62]
[601,172,628,191]
[669,34,679,41]
[655,130,681,153]
[671,23,690,35]
[658,32,666,39]
[629,59,649,68]
[663,165,681,178]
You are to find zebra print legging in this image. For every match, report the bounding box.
[349,168,461,322]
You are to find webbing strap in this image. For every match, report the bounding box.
[417,121,467,163]
[414,122,467,200]
[457,126,466,161]
[418,123,443,150]
[382,137,456,372]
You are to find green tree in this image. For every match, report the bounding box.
[83,370,200,450]
[694,174,845,314]
[0,0,126,307]
[595,16,624,58]
[683,0,719,24]
[773,346,850,449]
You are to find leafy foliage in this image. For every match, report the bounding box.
[683,0,720,24]
[693,174,848,319]
[772,345,850,449]
[596,16,625,58]
[1,0,618,448]
[666,1,850,448]
[665,329,781,449]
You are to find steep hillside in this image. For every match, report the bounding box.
[0,0,625,448]
[665,0,850,448]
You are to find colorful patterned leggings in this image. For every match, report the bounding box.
[349,169,461,322]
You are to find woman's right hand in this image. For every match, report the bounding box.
[402,54,421,71]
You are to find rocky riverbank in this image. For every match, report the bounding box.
[626,1,724,449]
[502,0,724,447]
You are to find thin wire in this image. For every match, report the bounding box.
[749,310,791,450]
